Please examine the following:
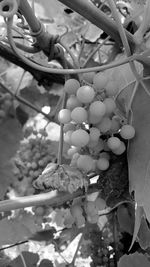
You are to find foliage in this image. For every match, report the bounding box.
[0,0,150,266]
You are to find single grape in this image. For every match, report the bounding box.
[110,116,121,133]
[105,80,119,96]
[64,79,80,95]
[58,109,71,124]
[87,214,99,224]
[76,85,95,104]
[89,101,106,117]
[96,157,109,171]
[82,72,95,84]
[70,204,83,218]
[64,130,73,144]
[34,206,45,216]
[103,97,116,115]
[67,146,79,158]
[63,122,76,133]
[76,214,86,228]
[71,107,88,124]
[95,197,106,211]
[100,152,110,160]
[77,154,94,172]
[71,129,90,147]
[93,72,108,91]
[112,141,126,155]
[120,124,135,139]
[66,95,82,110]
[107,136,121,150]
[0,109,5,118]
[88,112,103,124]
[85,201,97,216]
[89,127,100,142]
[97,116,112,133]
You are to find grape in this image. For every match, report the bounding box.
[71,129,90,147]
[107,136,121,150]
[77,154,94,172]
[97,116,112,133]
[0,109,5,118]
[120,124,135,139]
[96,157,109,171]
[34,206,45,216]
[110,116,121,133]
[76,214,86,228]
[88,112,103,124]
[100,152,110,160]
[82,72,95,84]
[66,95,82,110]
[64,79,80,95]
[71,204,83,218]
[103,97,116,115]
[105,80,119,96]
[76,85,95,104]
[93,72,108,91]
[85,201,97,216]
[58,109,71,124]
[67,146,79,157]
[112,141,126,155]
[63,122,76,133]
[87,214,99,224]
[71,107,88,123]
[89,101,106,117]
[64,130,73,144]
[89,127,100,142]
[95,197,106,211]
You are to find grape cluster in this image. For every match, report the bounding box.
[12,127,57,196]
[58,73,135,175]
[0,91,14,123]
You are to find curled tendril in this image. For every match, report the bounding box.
[57,25,69,41]
[0,0,20,18]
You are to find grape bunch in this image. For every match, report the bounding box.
[58,73,135,175]
[12,127,57,196]
[0,91,14,123]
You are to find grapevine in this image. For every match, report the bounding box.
[0,0,150,267]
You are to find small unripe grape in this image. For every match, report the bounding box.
[77,154,94,172]
[105,80,119,96]
[89,127,100,142]
[71,204,83,218]
[76,214,85,228]
[86,201,97,215]
[64,130,73,144]
[89,101,106,117]
[120,124,135,139]
[34,206,45,216]
[66,95,82,110]
[98,116,112,133]
[0,109,5,118]
[76,85,95,104]
[82,72,95,84]
[93,72,108,91]
[67,146,79,157]
[58,109,71,124]
[110,116,121,133]
[63,122,76,133]
[71,129,90,147]
[95,197,106,211]
[107,136,121,150]
[112,141,126,155]
[88,112,102,124]
[96,157,109,171]
[64,79,80,95]
[100,152,110,160]
[103,97,116,115]
[71,107,88,123]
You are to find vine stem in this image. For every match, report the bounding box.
[0,82,53,121]
[6,16,140,75]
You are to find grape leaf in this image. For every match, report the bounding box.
[127,79,150,217]
[11,251,39,267]
[137,216,150,249]
[118,252,150,267]
[0,117,22,198]
[129,206,144,251]
[0,213,37,246]
[39,259,54,267]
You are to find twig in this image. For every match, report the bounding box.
[0,82,53,121]
[0,240,28,251]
